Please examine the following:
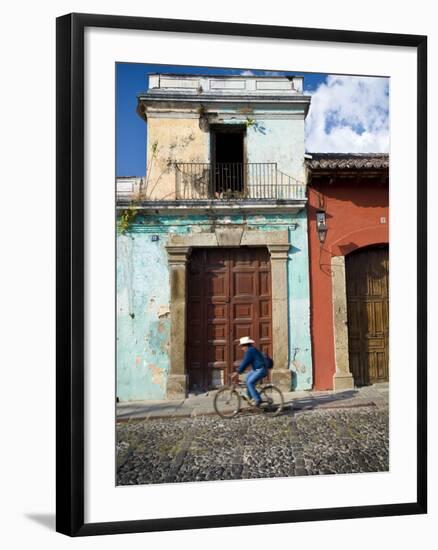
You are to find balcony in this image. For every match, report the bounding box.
[174,162,305,201]
[116,163,306,211]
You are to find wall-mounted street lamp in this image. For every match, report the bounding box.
[316,210,328,243]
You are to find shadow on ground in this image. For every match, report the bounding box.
[25,513,55,531]
[116,387,382,421]
[284,390,360,412]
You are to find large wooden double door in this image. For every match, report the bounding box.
[187,247,272,392]
[346,245,389,386]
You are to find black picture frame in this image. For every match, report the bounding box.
[56,12,427,537]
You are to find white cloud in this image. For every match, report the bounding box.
[239,70,284,77]
[260,71,284,76]
[305,75,389,153]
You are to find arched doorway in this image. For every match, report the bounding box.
[345,245,389,386]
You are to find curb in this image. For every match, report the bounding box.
[116,400,381,423]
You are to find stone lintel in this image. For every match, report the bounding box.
[242,230,289,247]
[168,229,290,249]
[215,227,243,247]
[168,233,217,248]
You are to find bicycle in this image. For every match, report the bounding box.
[213,380,284,419]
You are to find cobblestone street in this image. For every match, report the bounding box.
[117,403,389,485]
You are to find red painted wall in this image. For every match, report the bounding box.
[308,179,389,390]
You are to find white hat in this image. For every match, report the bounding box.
[239,336,255,345]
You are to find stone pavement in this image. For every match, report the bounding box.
[117,383,389,422]
[116,384,389,485]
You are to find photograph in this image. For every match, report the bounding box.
[115,63,390,486]
[0,1,430,544]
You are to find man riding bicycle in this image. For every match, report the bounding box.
[231,336,268,407]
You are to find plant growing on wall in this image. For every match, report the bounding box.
[143,140,159,198]
[118,137,183,233]
[117,206,138,234]
[245,117,268,134]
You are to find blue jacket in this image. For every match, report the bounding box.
[237,346,267,374]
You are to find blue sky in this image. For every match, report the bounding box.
[116,63,389,177]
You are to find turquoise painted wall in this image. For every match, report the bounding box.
[287,209,313,390]
[117,212,312,401]
[246,118,306,183]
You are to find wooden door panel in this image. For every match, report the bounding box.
[366,300,387,337]
[233,272,255,296]
[367,352,377,384]
[233,303,253,320]
[207,321,228,340]
[260,321,271,339]
[207,303,228,321]
[207,342,227,365]
[376,352,387,381]
[259,272,270,296]
[205,272,227,298]
[346,246,389,386]
[259,299,271,318]
[233,323,254,337]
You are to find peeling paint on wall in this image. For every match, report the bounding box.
[117,231,171,401]
[158,305,170,318]
[117,211,313,400]
[149,363,165,387]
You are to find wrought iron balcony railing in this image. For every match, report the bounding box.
[175,162,306,201]
[115,164,306,203]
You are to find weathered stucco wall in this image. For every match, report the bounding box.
[287,209,313,390]
[246,118,306,183]
[117,232,171,401]
[144,115,306,201]
[145,117,208,199]
[117,212,313,401]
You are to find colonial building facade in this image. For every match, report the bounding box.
[117,74,314,401]
[306,154,389,390]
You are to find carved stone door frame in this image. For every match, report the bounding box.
[165,228,290,399]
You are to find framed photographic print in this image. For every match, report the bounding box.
[56,13,427,536]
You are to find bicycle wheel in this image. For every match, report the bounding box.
[260,385,284,416]
[213,387,241,419]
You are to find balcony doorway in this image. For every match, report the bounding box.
[210,125,246,198]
